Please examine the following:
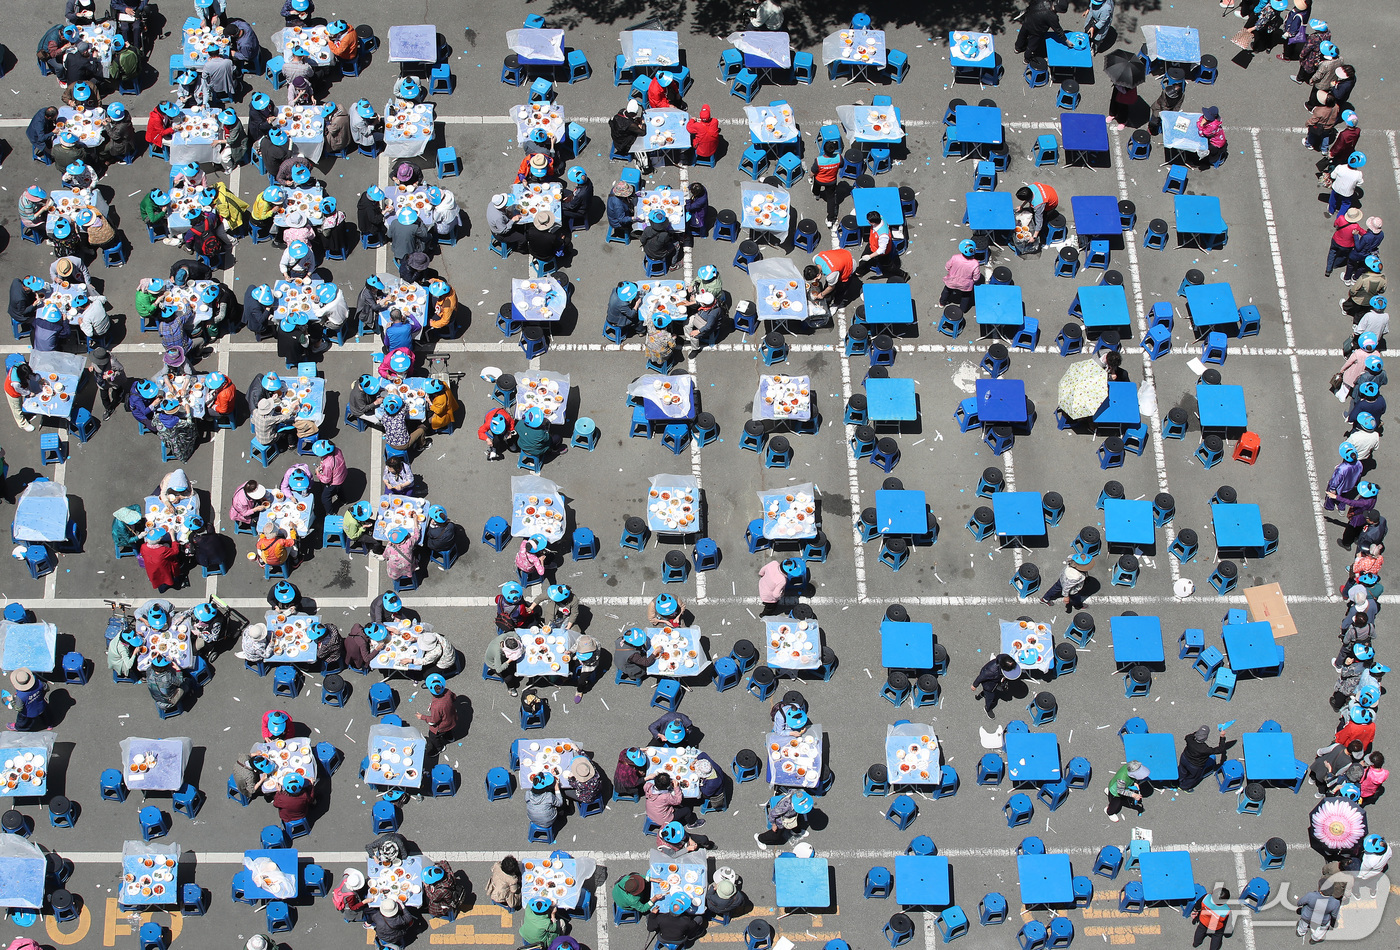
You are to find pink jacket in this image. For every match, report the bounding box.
[314,449,347,486]
[643,779,681,824]
[1197,117,1226,148]
[944,254,980,292]
[229,488,262,524]
[515,541,544,576]
[1360,766,1388,799]
[758,560,786,604]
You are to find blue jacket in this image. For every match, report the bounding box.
[607,194,634,230]
[26,110,54,152]
[383,321,414,353]
[1352,230,1384,261]
[31,319,67,352]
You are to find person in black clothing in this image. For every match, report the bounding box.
[247,93,276,146]
[524,212,568,262]
[358,186,390,246]
[8,278,44,329]
[970,653,1020,718]
[364,900,417,950]
[647,903,704,944]
[1015,0,1067,63]
[26,107,58,162]
[641,211,681,268]
[1178,725,1229,792]
[60,43,101,86]
[187,517,227,576]
[170,259,215,284]
[609,100,649,171]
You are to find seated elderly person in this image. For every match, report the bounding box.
[488,194,528,251]
[640,210,682,268]
[524,211,569,263]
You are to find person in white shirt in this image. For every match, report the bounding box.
[429,186,458,238]
[1329,152,1366,218]
[1358,834,1392,885]
[1354,297,1389,343]
[311,282,349,329]
[1346,413,1381,458]
[75,292,110,345]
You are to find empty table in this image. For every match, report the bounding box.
[880,620,934,670]
[860,284,915,328]
[1211,503,1265,550]
[1075,285,1131,332]
[952,105,1003,160]
[1045,33,1093,79]
[0,623,57,673]
[1240,731,1296,781]
[893,855,951,908]
[1138,851,1196,904]
[1017,854,1074,906]
[1060,114,1110,167]
[508,27,565,66]
[1174,195,1228,249]
[1222,621,1280,674]
[619,30,680,71]
[389,25,438,71]
[1121,732,1179,782]
[729,30,792,71]
[1005,732,1061,783]
[875,490,928,536]
[972,284,1025,333]
[965,192,1016,233]
[1110,615,1164,665]
[1196,384,1247,432]
[992,492,1046,542]
[774,857,830,915]
[1093,381,1141,428]
[852,187,905,227]
[1103,498,1155,548]
[0,838,47,909]
[865,378,917,422]
[976,378,1028,423]
[1183,283,1239,332]
[1071,196,1122,239]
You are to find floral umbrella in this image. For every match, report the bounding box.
[1057,360,1110,419]
[1310,798,1367,850]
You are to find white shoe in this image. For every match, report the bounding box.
[18,424,34,432]
[1106,809,1120,822]
[754,833,770,851]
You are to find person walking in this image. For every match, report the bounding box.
[1189,887,1231,950]
[1296,882,1345,941]
[1038,552,1094,610]
[1105,760,1148,821]
[971,653,1020,718]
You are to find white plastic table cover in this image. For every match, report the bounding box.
[379,276,430,326]
[645,626,708,676]
[79,22,119,66]
[885,721,942,785]
[511,277,566,323]
[367,854,424,908]
[272,25,333,65]
[749,257,806,320]
[276,105,325,162]
[273,185,324,228]
[741,185,793,235]
[518,738,583,786]
[744,104,798,144]
[21,350,85,419]
[388,24,437,63]
[507,28,566,64]
[629,374,695,419]
[766,726,823,787]
[133,609,194,671]
[0,622,57,675]
[369,618,433,671]
[119,839,180,905]
[262,611,320,662]
[0,730,56,797]
[0,836,46,909]
[383,101,434,159]
[620,30,680,69]
[167,108,219,165]
[251,735,318,787]
[726,31,791,69]
[513,371,570,424]
[512,474,567,541]
[637,186,686,231]
[638,279,689,326]
[753,374,812,421]
[837,104,905,143]
[766,618,821,668]
[12,479,70,542]
[512,182,563,221]
[646,474,700,534]
[365,723,425,788]
[822,28,886,66]
[373,495,428,543]
[641,745,703,797]
[510,103,566,145]
[759,483,819,540]
[120,736,191,791]
[56,108,105,147]
[635,109,691,153]
[521,853,596,909]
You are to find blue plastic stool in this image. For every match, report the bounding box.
[865,866,892,898]
[980,892,1008,924]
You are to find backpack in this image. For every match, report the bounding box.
[112,46,140,82]
[184,213,223,257]
[331,881,360,912]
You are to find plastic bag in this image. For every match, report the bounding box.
[245,856,296,899]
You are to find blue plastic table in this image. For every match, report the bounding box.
[860,283,914,326]
[893,855,950,908]
[1045,33,1093,77]
[11,489,68,543]
[948,31,997,81]
[1138,851,1196,904]
[1110,615,1164,665]
[1061,113,1110,166]
[1222,621,1279,674]
[730,31,791,70]
[1093,381,1140,427]
[953,105,1003,149]
[242,849,299,899]
[0,623,57,673]
[964,192,1016,231]
[865,378,917,422]
[620,30,681,71]
[1183,283,1239,331]
[1160,111,1207,165]
[1076,285,1131,331]
[1071,196,1121,238]
[1121,732,1179,782]
[0,846,46,908]
[1174,196,1227,247]
[635,109,692,158]
[852,188,905,227]
[1103,498,1155,548]
[1142,25,1201,65]
[1017,854,1074,906]
[1211,503,1265,550]
[1196,384,1248,432]
[975,378,1028,423]
[992,492,1045,540]
[1005,732,1061,783]
[875,490,928,536]
[972,285,1024,331]
[774,857,830,912]
[1240,731,1296,781]
[845,105,903,145]
[880,620,933,669]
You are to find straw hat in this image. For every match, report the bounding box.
[529,153,550,170]
[1344,207,1364,224]
[569,757,596,781]
[10,669,34,691]
[534,211,555,229]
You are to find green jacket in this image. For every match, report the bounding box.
[140,192,168,225]
[135,289,161,320]
[612,875,652,914]
[518,908,561,946]
[1108,765,1139,798]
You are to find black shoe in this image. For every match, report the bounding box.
[986,708,996,719]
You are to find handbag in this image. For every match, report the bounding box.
[1230,26,1256,50]
[1329,371,1347,393]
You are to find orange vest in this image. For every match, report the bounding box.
[815,249,854,281]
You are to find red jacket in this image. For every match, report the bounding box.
[1330,125,1361,160]
[685,117,721,158]
[646,79,674,109]
[1333,214,1365,249]
[146,109,174,146]
[1335,719,1376,749]
[477,407,516,442]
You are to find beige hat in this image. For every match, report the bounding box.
[342,868,366,890]
[246,937,273,950]
[569,757,596,781]
[380,900,401,916]
[1345,207,1364,224]
[55,259,73,277]
[714,879,736,898]
[534,211,555,229]
[529,153,549,169]
[1367,217,1384,232]
[9,669,33,691]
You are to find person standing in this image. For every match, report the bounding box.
[6,669,47,731]
[415,674,457,759]
[971,654,1019,719]
[1105,760,1148,821]
[1328,152,1366,219]
[1296,882,1345,941]
[1178,726,1229,792]
[1189,887,1231,950]
[940,240,981,312]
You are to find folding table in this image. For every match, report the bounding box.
[1017,854,1074,906]
[242,849,300,901]
[874,489,928,536]
[972,285,1024,336]
[852,188,905,227]
[507,27,565,66]
[865,378,917,423]
[948,31,997,84]
[619,29,681,72]
[1222,621,1280,674]
[880,620,934,670]
[893,855,951,908]
[964,192,1016,235]
[1109,615,1164,666]
[1174,195,1228,250]
[1045,33,1093,80]
[390,24,439,77]
[860,284,915,329]
[1103,498,1155,548]
[1092,381,1140,430]
[1159,111,1207,168]
[823,28,887,85]
[0,837,47,909]
[728,30,792,79]
[1005,732,1061,783]
[1070,196,1121,239]
[774,857,830,917]
[975,379,1028,423]
[1060,113,1110,168]
[1121,732,1179,782]
[991,491,1046,546]
[1195,384,1248,433]
[1211,503,1265,551]
[1240,731,1296,781]
[1138,851,1196,904]
[1075,285,1131,333]
[1141,25,1202,66]
[1182,283,1239,333]
[952,105,1003,161]
[0,623,57,674]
